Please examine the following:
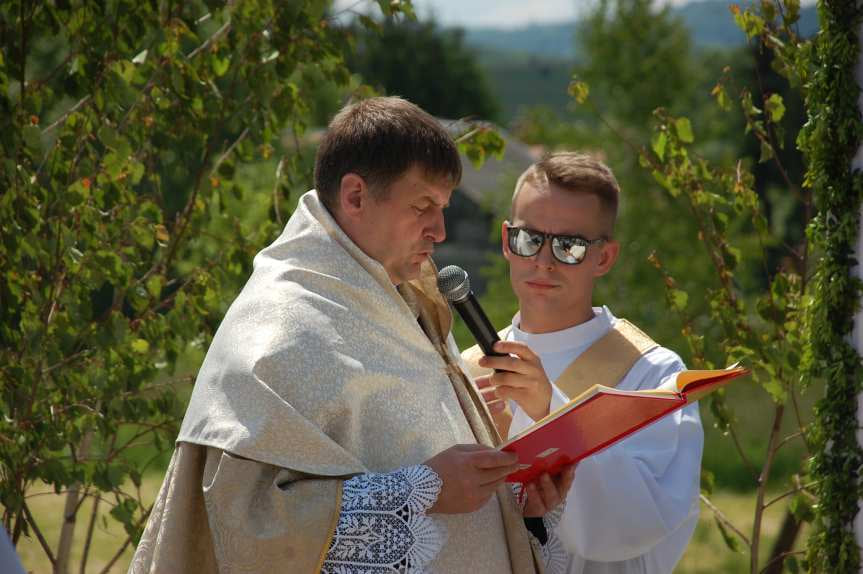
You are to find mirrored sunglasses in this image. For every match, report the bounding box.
[506,224,606,265]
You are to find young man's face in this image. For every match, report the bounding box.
[354,165,452,285]
[504,181,619,333]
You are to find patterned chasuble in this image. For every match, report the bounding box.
[130,190,542,574]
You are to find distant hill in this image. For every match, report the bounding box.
[462,1,818,60]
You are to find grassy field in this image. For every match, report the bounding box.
[12,473,805,573]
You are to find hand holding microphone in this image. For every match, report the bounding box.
[437,266,552,421]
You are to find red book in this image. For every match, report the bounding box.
[500,365,749,484]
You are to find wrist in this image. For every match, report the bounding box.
[527,394,552,421]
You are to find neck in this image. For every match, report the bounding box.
[518,305,595,334]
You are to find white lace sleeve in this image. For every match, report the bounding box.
[512,483,570,574]
[321,464,445,574]
[540,504,569,574]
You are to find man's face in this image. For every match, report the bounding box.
[504,181,618,333]
[356,165,452,285]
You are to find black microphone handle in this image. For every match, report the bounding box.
[452,291,507,357]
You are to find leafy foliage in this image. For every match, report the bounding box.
[574,0,696,127]
[0,0,410,568]
[558,1,854,571]
[798,2,863,571]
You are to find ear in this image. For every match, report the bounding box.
[501,221,512,261]
[338,173,368,218]
[593,239,620,277]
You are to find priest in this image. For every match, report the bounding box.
[129,97,573,574]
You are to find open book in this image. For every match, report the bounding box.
[500,365,749,484]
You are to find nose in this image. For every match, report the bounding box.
[534,240,555,269]
[426,208,446,243]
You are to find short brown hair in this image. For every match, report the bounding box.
[314,96,462,211]
[512,152,620,235]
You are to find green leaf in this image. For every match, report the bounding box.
[674,117,694,144]
[711,83,732,112]
[146,275,163,298]
[789,493,815,523]
[651,131,667,160]
[731,6,765,39]
[700,468,715,496]
[651,170,677,195]
[765,93,786,123]
[210,54,230,77]
[713,515,742,552]
[762,377,787,403]
[131,339,150,354]
[670,289,688,311]
[567,79,590,104]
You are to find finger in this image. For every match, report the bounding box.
[524,482,546,516]
[470,449,519,469]
[479,385,506,411]
[479,385,499,403]
[492,340,541,363]
[556,464,576,493]
[537,473,560,509]
[486,398,506,414]
[479,354,538,375]
[494,385,533,405]
[477,464,518,487]
[489,370,538,390]
[454,443,497,454]
[474,374,493,389]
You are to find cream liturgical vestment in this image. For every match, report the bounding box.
[130,191,542,574]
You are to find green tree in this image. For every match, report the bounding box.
[568,1,853,571]
[349,18,500,121]
[0,1,414,570]
[574,0,696,130]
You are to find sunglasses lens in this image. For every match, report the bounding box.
[510,228,543,256]
[552,236,587,264]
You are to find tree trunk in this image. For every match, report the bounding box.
[54,485,80,574]
[54,434,92,574]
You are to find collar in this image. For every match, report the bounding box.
[510,306,615,354]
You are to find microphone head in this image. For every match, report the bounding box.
[437,265,471,303]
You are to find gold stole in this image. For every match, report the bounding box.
[401,274,545,574]
[461,319,658,438]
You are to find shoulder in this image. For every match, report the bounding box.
[608,314,686,390]
[618,344,686,392]
[641,344,686,372]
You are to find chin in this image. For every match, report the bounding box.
[394,264,422,284]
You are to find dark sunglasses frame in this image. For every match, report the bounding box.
[505,224,607,265]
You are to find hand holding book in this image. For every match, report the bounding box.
[498,365,749,484]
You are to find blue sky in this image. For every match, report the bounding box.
[336,0,816,29]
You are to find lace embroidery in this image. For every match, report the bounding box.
[539,530,569,574]
[512,482,570,574]
[322,464,444,574]
[542,497,569,573]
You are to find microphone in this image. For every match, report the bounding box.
[437,265,506,357]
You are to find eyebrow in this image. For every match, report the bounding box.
[420,195,449,209]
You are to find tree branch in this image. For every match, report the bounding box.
[700,493,751,547]
[22,502,56,566]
